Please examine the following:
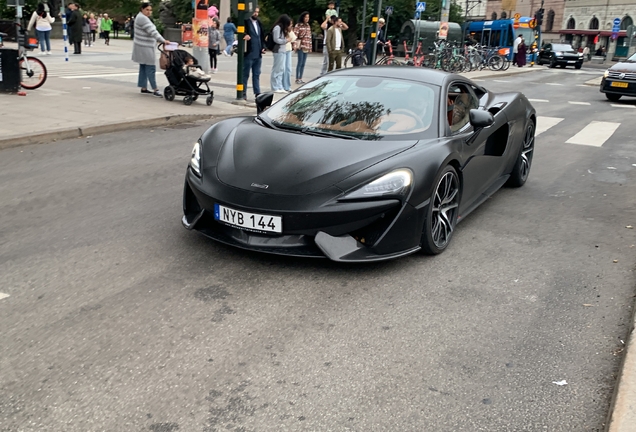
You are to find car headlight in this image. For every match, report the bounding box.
[556,51,564,56]
[190,141,201,177]
[342,169,413,200]
[604,69,610,78]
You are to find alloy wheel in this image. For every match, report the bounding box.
[431,170,459,249]
[520,122,535,182]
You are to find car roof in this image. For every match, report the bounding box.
[327,66,464,87]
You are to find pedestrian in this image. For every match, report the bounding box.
[320,15,348,75]
[269,14,291,93]
[66,3,83,54]
[351,40,365,67]
[242,7,266,100]
[132,2,170,97]
[326,17,345,71]
[89,13,97,43]
[97,13,103,39]
[208,3,218,19]
[283,19,296,91]
[208,19,221,73]
[325,1,337,20]
[365,17,385,62]
[583,45,590,61]
[27,3,54,55]
[294,11,311,84]
[101,13,112,45]
[82,13,91,47]
[222,17,236,56]
[516,36,527,67]
[512,33,522,65]
[113,20,120,38]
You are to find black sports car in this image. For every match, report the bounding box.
[537,43,583,69]
[182,68,536,262]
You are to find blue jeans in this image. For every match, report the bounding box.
[224,35,233,55]
[137,64,157,90]
[283,50,292,91]
[270,51,285,91]
[296,50,307,80]
[243,53,262,97]
[37,29,51,52]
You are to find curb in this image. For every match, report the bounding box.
[0,113,241,150]
[606,307,636,432]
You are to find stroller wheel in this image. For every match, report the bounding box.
[192,94,199,101]
[206,95,213,106]
[164,86,175,102]
[183,95,193,106]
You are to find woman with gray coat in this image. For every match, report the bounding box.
[132,2,170,97]
[269,14,291,93]
[208,19,221,73]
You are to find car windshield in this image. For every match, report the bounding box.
[627,53,636,62]
[553,44,575,53]
[263,75,438,139]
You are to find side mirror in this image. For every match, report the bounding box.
[255,92,274,114]
[469,109,494,129]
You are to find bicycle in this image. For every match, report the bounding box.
[0,23,48,90]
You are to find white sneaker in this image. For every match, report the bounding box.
[274,89,287,93]
[46,51,51,55]
[222,51,229,56]
[39,51,45,55]
[212,68,217,74]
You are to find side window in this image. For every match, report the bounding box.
[447,83,479,134]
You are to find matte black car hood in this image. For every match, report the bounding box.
[215,121,417,196]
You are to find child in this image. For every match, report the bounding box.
[183,58,212,80]
[351,40,366,67]
[208,20,221,73]
[325,1,337,19]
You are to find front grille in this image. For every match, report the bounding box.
[608,70,636,80]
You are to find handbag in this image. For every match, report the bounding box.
[159,51,170,70]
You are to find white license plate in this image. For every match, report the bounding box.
[214,203,282,233]
[567,60,575,63]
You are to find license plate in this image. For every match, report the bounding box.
[567,60,575,63]
[611,81,629,88]
[214,203,282,233]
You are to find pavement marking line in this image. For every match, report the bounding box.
[546,83,563,86]
[536,116,564,136]
[611,104,636,109]
[492,80,510,83]
[568,101,591,105]
[565,121,620,147]
[528,98,549,103]
[0,293,9,301]
[60,72,139,79]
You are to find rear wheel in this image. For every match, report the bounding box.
[506,120,535,188]
[164,86,175,101]
[183,95,193,106]
[421,166,460,255]
[19,56,47,90]
[606,93,622,102]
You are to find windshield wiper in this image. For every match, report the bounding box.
[300,127,359,140]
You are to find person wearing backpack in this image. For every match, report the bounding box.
[242,7,266,100]
[269,14,291,93]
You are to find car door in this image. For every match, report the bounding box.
[445,82,509,211]
[540,44,551,62]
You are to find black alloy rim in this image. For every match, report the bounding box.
[520,122,535,181]
[431,171,459,248]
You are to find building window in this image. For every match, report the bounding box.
[546,10,555,32]
[501,11,507,19]
[491,12,497,20]
[621,16,633,30]
[566,17,576,30]
[589,17,599,30]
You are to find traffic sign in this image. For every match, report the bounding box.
[514,13,521,20]
[614,17,621,26]
[385,6,393,15]
[416,2,426,12]
[414,11,421,19]
[528,19,536,29]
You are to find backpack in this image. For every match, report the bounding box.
[265,27,276,51]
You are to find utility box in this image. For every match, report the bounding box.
[0,49,20,93]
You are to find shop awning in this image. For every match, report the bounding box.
[559,29,627,37]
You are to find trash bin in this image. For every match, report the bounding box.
[0,48,20,93]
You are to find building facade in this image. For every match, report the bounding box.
[560,0,636,59]
[462,0,488,20]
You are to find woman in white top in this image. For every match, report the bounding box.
[27,3,55,55]
[283,20,297,92]
[269,14,291,93]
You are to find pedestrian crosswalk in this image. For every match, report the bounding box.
[45,63,137,79]
[537,116,622,147]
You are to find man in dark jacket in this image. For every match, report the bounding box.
[66,3,83,54]
[242,7,266,100]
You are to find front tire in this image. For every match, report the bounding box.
[421,166,460,255]
[506,120,535,188]
[19,56,47,90]
[606,93,622,102]
[549,57,557,68]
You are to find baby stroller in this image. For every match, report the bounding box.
[159,45,214,106]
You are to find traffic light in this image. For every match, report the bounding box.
[535,8,544,26]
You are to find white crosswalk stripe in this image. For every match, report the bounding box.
[45,63,137,78]
[611,104,636,109]
[0,293,9,300]
[565,121,621,147]
[536,116,564,136]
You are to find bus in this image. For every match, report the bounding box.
[465,17,539,60]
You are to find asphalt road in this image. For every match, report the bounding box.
[1,67,636,432]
